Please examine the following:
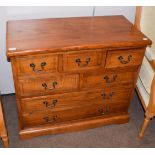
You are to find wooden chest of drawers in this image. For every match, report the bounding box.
[6,16,151,139]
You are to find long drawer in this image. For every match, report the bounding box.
[21,85,133,113]
[19,74,79,97]
[22,102,129,127]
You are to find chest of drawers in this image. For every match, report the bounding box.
[6,16,151,139]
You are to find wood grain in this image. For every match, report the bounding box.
[19,74,79,97]
[6,16,151,58]
[63,49,105,72]
[16,53,58,75]
[105,48,145,68]
[82,70,136,89]
[22,102,129,127]
[0,96,9,147]
[21,85,132,113]
[6,16,151,139]
[19,113,129,139]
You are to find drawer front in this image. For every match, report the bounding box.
[105,48,145,68]
[22,102,128,127]
[82,71,136,89]
[63,49,106,72]
[16,54,58,75]
[19,74,79,97]
[21,85,132,113]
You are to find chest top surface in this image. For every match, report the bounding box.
[6,15,151,57]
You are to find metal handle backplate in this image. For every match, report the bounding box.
[98,107,110,115]
[42,81,57,90]
[30,62,46,72]
[104,75,117,83]
[101,92,114,100]
[118,55,132,64]
[75,57,91,67]
[43,115,58,123]
[43,99,58,108]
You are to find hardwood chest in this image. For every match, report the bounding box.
[6,16,151,139]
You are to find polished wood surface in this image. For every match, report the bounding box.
[6,16,151,139]
[20,114,129,139]
[105,48,145,68]
[22,102,129,127]
[134,6,142,30]
[16,54,58,75]
[19,73,79,97]
[63,49,105,72]
[0,96,9,147]
[134,6,155,138]
[82,70,137,89]
[21,85,132,113]
[6,16,151,58]
[139,76,155,138]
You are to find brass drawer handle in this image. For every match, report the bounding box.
[98,108,105,115]
[103,75,117,83]
[43,99,58,108]
[43,115,58,123]
[42,81,57,90]
[30,62,46,72]
[101,92,114,99]
[118,55,132,64]
[98,107,110,115]
[75,57,91,67]
[106,107,110,113]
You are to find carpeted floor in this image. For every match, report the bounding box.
[0,91,155,148]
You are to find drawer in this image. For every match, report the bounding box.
[16,54,58,75]
[19,74,79,97]
[82,70,136,88]
[63,49,106,72]
[22,102,128,127]
[105,48,145,68]
[21,85,132,113]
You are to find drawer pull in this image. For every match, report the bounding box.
[118,55,132,64]
[104,75,117,83]
[43,99,58,108]
[75,57,91,67]
[98,108,105,115]
[98,107,110,115]
[42,81,57,90]
[106,107,110,113]
[30,62,46,72]
[43,115,58,123]
[101,92,114,99]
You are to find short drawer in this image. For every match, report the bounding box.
[15,54,58,75]
[21,85,132,113]
[22,102,128,127]
[82,70,136,88]
[63,49,106,72]
[19,74,79,97]
[105,48,145,68]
